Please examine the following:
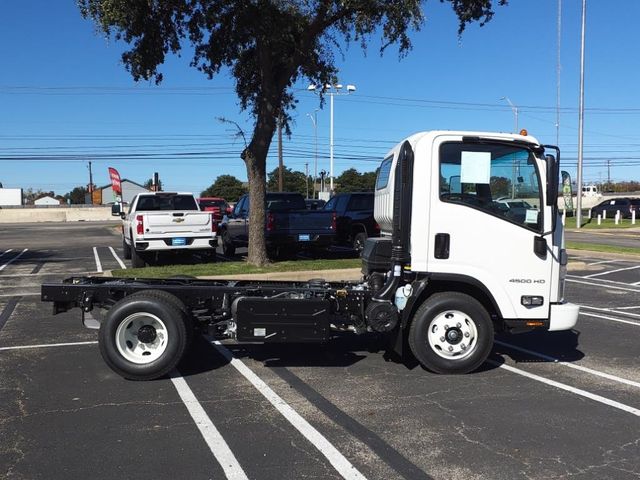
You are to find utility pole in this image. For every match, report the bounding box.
[88,161,94,204]
[278,114,284,192]
[556,0,562,146]
[607,160,611,185]
[307,110,318,199]
[305,162,309,199]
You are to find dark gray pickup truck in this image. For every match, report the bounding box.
[219,192,336,258]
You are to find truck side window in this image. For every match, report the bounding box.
[234,197,246,217]
[376,156,393,190]
[439,142,544,232]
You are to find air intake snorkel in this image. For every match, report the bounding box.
[373,140,414,302]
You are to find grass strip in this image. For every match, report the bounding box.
[566,218,639,230]
[566,241,640,256]
[112,257,362,278]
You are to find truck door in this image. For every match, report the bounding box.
[226,196,249,246]
[428,138,553,320]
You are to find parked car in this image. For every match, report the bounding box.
[305,199,326,210]
[122,192,217,267]
[219,192,336,259]
[197,197,230,222]
[591,198,640,219]
[323,192,379,253]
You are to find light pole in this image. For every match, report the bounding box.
[576,0,587,229]
[308,83,356,193]
[500,96,518,133]
[306,110,318,198]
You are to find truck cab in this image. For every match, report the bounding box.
[364,130,576,337]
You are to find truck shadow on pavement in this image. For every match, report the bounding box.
[177,329,584,379]
[488,329,585,367]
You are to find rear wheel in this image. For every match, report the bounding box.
[408,292,494,374]
[222,231,235,257]
[122,238,132,260]
[99,291,188,380]
[131,244,146,268]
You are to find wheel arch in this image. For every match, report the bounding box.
[402,274,503,330]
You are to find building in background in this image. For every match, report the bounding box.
[92,179,151,205]
[34,195,61,206]
[0,188,23,206]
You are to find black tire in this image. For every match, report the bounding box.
[222,231,235,257]
[99,291,188,380]
[131,244,146,268]
[123,238,132,260]
[352,232,367,255]
[408,292,494,374]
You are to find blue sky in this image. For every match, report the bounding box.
[1,1,639,196]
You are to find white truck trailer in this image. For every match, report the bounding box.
[42,130,578,380]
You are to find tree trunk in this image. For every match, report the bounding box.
[244,147,269,266]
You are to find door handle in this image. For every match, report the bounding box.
[434,233,450,259]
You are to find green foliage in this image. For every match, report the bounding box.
[490,176,511,197]
[201,174,247,202]
[63,186,87,205]
[267,166,308,196]
[78,0,506,264]
[335,168,376,193]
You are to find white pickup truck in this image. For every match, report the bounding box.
[121,192,217,267]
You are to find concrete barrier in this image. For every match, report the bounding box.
[0,207,119,223]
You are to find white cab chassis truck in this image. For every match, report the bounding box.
[42,131,578,380]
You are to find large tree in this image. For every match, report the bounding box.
[335,168,377,193]
[267,166,308,196]
[79,0,505,265]
[201,174,247,202]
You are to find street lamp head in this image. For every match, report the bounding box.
[335,84,343,90]
[307,84,317,91]
[346,84,356,92]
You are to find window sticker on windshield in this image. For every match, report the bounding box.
[525,209,539,224]
[460,151,491,184]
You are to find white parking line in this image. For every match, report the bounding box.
[616,305,640,310]
[586,259,617,266]
[495,340,640,389]
[170,373,249,480]
[580,304,640,319]
[93,247,103,273]
[211,340,368,480]
[0,341,98,351]
[108,246,127,269]
[0,248,28,272]
[566,278,640,293]
[584,264,640,279]
[490,360,640,417]
[0,249,13,258]
[580,311,640,327]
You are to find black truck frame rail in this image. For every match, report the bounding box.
[42,276,374,343]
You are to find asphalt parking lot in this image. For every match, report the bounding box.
[1,222,639,480]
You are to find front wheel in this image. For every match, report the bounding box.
[352,232,367,255]
[99,291,188,380]
[408,292,494,374]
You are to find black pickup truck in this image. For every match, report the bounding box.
[323,192,380,253]
[219,192,336,258]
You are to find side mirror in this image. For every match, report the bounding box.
[120,212,126,220]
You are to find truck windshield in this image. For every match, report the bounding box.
[439,142,543,232]
[136,195,199,211]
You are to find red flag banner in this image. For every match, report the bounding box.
[108,167,122,195]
